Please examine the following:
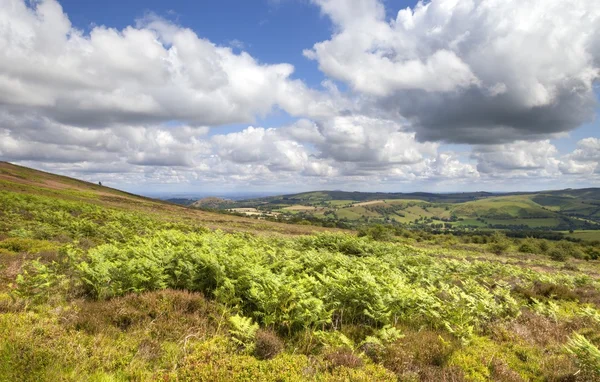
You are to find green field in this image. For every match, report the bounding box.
[484,218,562,228]
[452,218,488,228]
[327,199,357,207]
[565,230,600,242]
[228,189,600,233]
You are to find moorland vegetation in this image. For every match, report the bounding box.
[1,162,600,381]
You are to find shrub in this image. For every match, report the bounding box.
[359,341,386,363]
[359,225,395,241]
[382,330,458,374]
[489,358,525,382]
[550,241,584,261]
[488,232,510,255]
[0,238,56,254]
[584,247,600,260]
[253,329,284,360]
[518,238,538,254]
[324,348,363,370]
[538,240,550,254]
[417,366,465,381]
[562,262,579,271]
[67,290,223,340]
[12,260,66,304]
[513,282,578,303]
[548,248,567,262]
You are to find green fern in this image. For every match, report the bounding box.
[228,314,259,349]
[565,333,600,378]
[314,330,355,350]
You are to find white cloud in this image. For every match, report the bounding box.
[307,0,600,144]
[0,112,210,167]
[0,0,335,128]
[211,126,315,172]
[472,140,560,177]
[428,152,478,179]
[571,138,600,162]
[312,116,438,167]
[559,138,600,175]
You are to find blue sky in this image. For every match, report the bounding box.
[0,0,599,194]
[59,0,333,86]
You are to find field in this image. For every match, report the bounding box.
[1,162,600,381]
[353,200,387,206]
[228,208,281,217]
[219,190,600,234]
[282,205,320,211]
[566,230,600,242]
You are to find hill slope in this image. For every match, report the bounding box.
[0,162,336,236]
[190,197,231,209]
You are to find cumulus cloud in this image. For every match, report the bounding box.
[307,0,600,144]
[428,152,478,180]
[212,126,324,174]
[570,138,600,162]
[0,112,211,166]
[559,138,600,175]
[472,140,560,177]
[311,116,438,171]
[0,0,336,128]
[208,117,468,181]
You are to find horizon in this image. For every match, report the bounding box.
[0,0,599,193]
[13,160,600,200]
[113,186,600,200]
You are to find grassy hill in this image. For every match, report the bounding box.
[0,162,336,237]
[1,162,600,381]
[190,197,231,209]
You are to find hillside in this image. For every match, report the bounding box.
[1,163,600,381]
[215,189,600,233]
[191,197,231,209]
[0,162,336,237]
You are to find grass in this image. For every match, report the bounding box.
[327,200,356,207]
[484,218,561,228]
[335,208,363,220]
[565,230,600,242]
[453,219,488,228]
[1,162,600,381]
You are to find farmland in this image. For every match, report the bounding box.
[1,162,600,381]
[213,190,600,236]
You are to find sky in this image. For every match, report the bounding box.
[0,0,599,195]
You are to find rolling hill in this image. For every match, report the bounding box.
[0,162,338,237]
[208,189,600,232]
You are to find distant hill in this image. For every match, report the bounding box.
[262,190,497,203]
[0,162,336,236]
[165,198,196,206]
[216,189,600,232]
[191,197,231,209]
